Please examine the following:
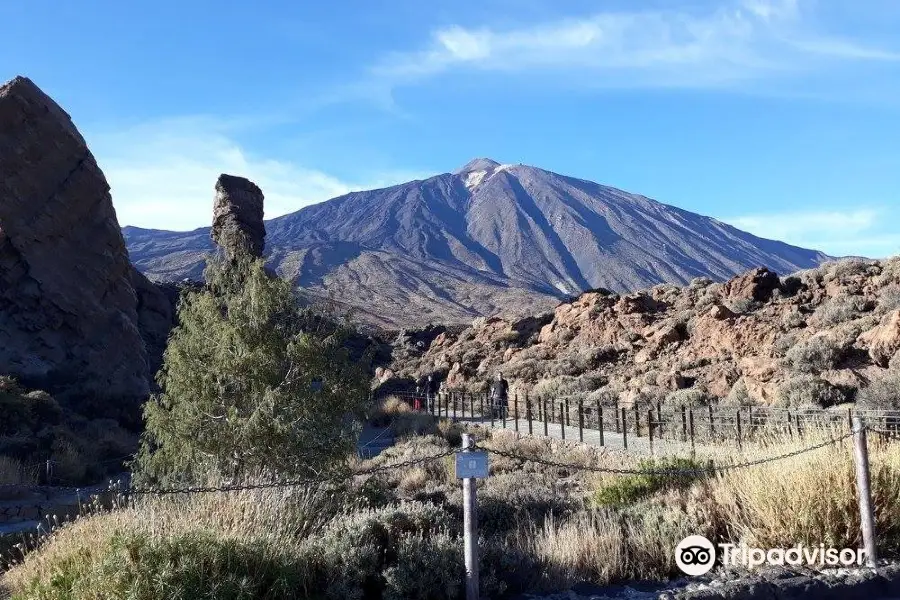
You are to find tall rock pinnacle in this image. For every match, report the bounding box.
[211,174,265,261]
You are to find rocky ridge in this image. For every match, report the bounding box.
[389,259,900,409]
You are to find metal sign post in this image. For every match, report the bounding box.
[457,434,488,600]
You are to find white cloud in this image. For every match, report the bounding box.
[371,0,900,89]
[88,118,427,231]
[724,208,900,258]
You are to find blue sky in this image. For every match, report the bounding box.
[2,0,900,257]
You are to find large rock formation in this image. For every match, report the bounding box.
[211,174,265,260]
[0,76,150,408]
[389,258,900,409]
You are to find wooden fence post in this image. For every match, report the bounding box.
[852,417,877,567]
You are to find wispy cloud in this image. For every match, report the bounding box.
[369,0,900,90]
[88,118,428,231]
[724,208,900,258]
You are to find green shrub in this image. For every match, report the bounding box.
[14,530,314,600]
[878,285,900,314]
[724,378,754,406]
[813,295,865,326]
[776,375,847,408]
[592,457,708,508]
[857,371,900,410]
[137,254,369,484]
[786,335,843,373]
[664,388,711,407]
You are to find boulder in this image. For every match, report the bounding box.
[131,268,175,381]
[615,292,660,314]
[858,309,900,367]
[723,267,781,303]
[211,174,265,261]
[0,76,149,406]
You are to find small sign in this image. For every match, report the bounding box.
[455,451,489,479]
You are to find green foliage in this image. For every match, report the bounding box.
[776,375,846,408]
[785,335,843,373]
[592,457,707,508]
[0,377,135,485]
[136,255,370,484]
[858,371,900,410]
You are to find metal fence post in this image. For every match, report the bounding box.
[461,433,480,600]
[852,417,877,567]
[526,393,533,435]
[578,400,584,443]
[689,408,696,458]
[513,393,520,433]
[708,405,715,439]
[598,403,605,446]
[634,403,640,437]
[565,398,571,426]
[543,398,549,437]
[647,409,654,455]
[560,402,566,440]
[621,407,628,450]
[736,409,743,450]
[681,405,687,442]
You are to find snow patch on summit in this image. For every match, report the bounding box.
[464,170,488,191]
[462,163,516,191]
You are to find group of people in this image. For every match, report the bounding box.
[415,372,510,418]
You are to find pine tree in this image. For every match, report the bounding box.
[135,254,369,484]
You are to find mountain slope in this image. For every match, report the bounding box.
[125,158,831,328]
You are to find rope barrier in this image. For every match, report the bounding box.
[473,431,855,477]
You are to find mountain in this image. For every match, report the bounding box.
[124,158,831,329]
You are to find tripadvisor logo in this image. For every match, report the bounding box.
[675,535,716,576]
[675,535,870,575]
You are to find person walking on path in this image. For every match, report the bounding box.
[426,373,440,413]
[490,371,509,419]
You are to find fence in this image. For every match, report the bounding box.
[378,388,900,450]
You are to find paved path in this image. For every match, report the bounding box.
[356,423,396,459]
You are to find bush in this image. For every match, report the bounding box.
[785,335,843,373]
[823,258,873,281]
[812,295,864,326]
[724,378,754,406]
[592,457,709,508]
[857,371,900,410]
[878,285,900,314]
[727,298,757,314]
[664,388,712,407]
[137,254,369,484]
[776,375,846,408]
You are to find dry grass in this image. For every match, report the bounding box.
[0,457,38,487]
[6,423,900,598]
